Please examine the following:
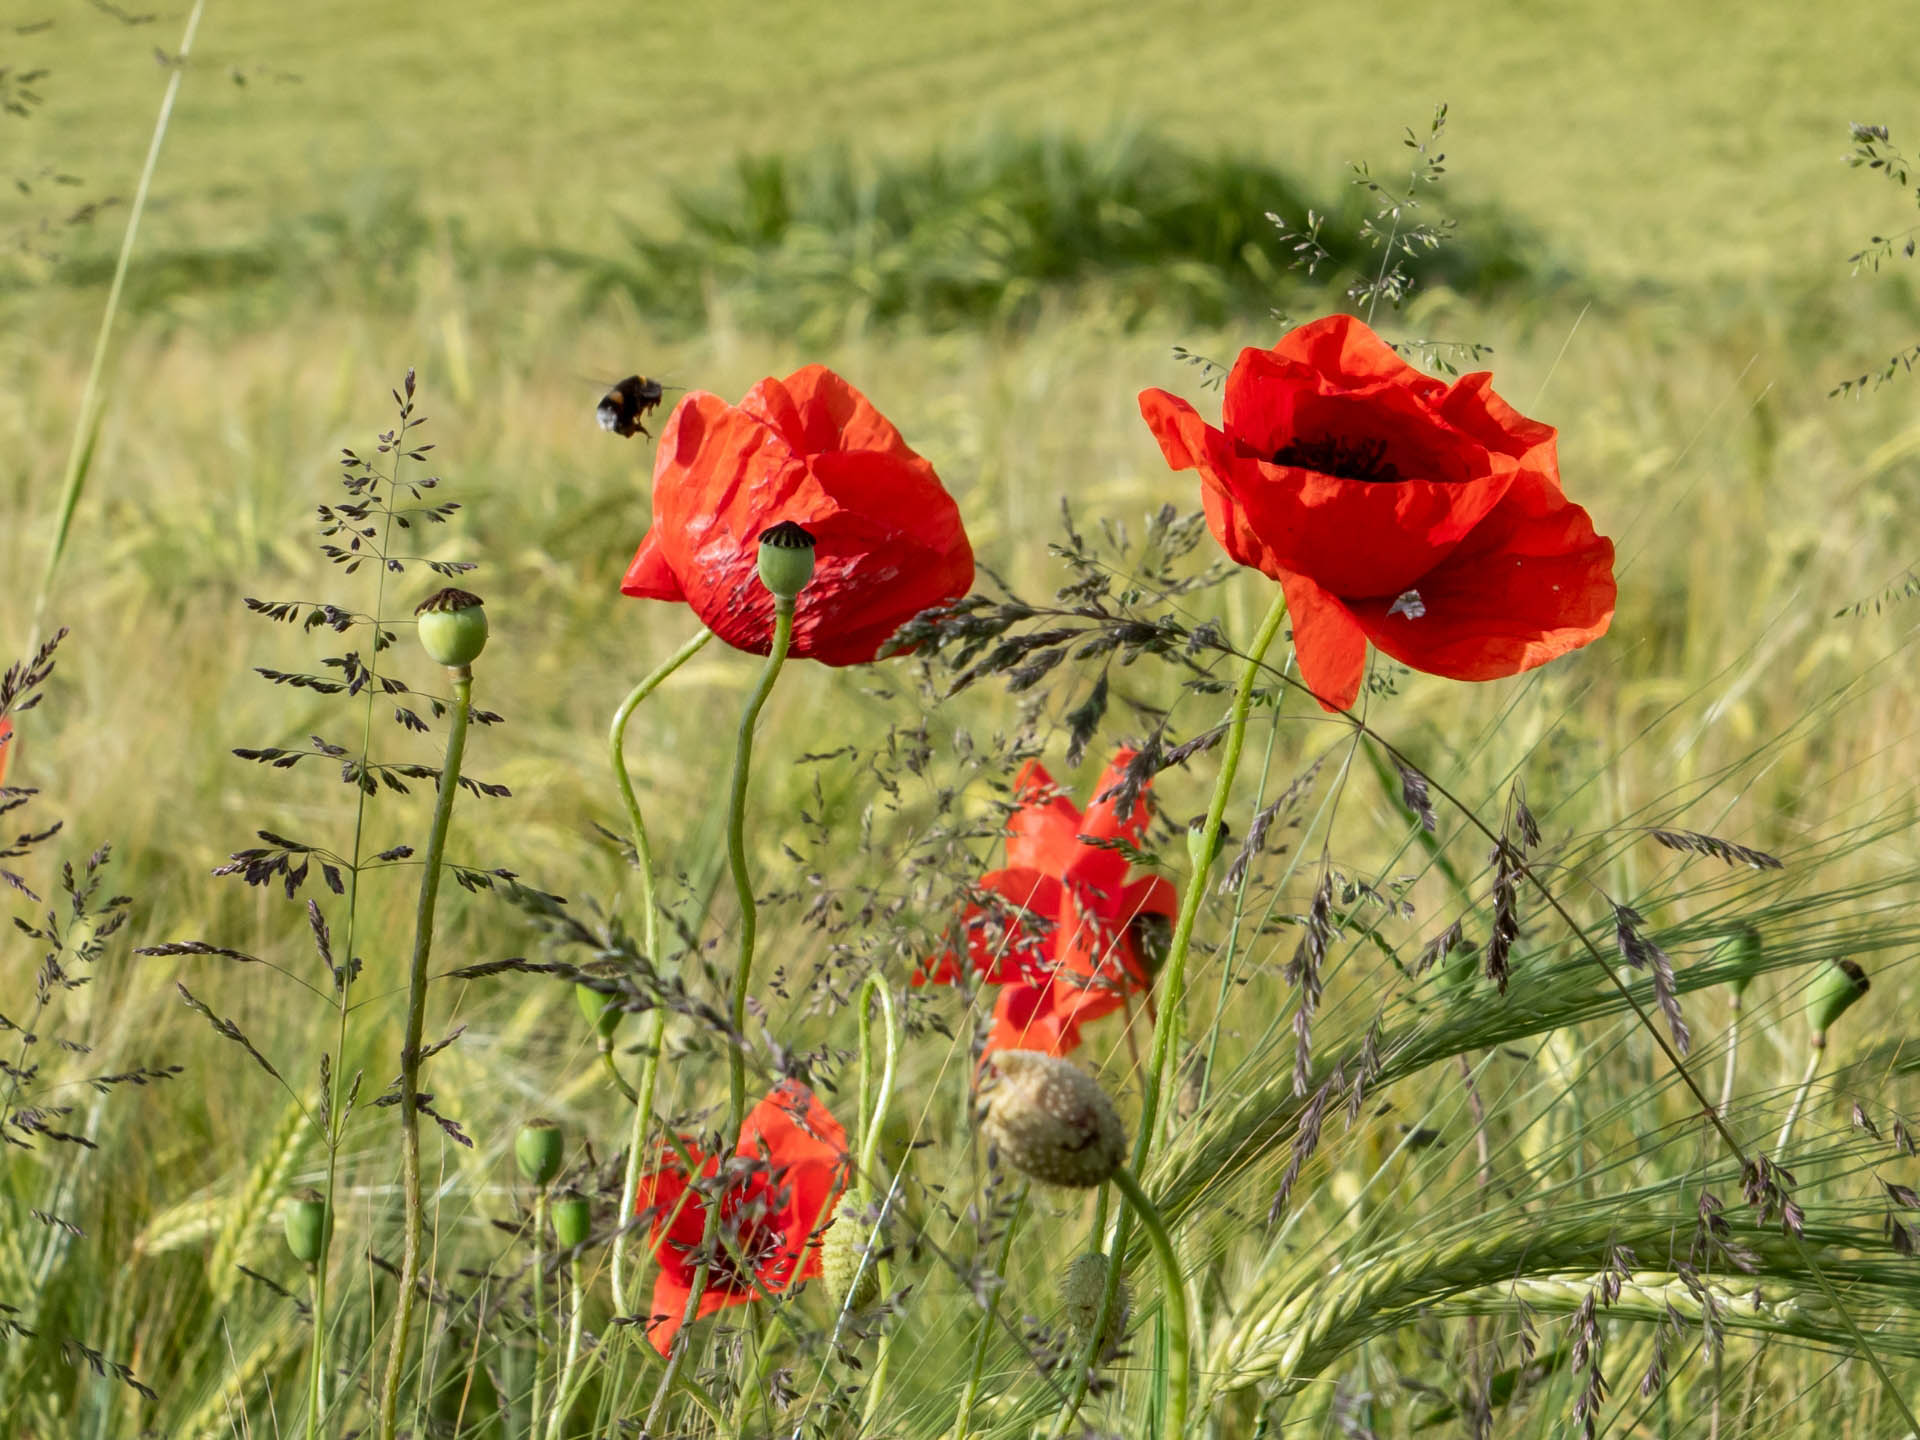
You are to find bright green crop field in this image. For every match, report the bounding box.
[6,2,1920,1437]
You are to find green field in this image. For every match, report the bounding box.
[7,1,1920,1437]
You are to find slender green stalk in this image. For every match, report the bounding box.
[1720,998,1743,1113]
[32,0,208,641]
[951,1184,1028,1440]
[530,1190,550,1431]
[1775,1043,1824,1160]
[856,976,900,1427]
[608,626,713,1317]
[306,1265,326,1433]
[548,1253,586,1440]
[376,665,476,1440]
[1054,590,1287,1439]
[645,604,794,1431]
[1109,1167,1190,1440]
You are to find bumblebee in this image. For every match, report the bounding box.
[596,375,669,439]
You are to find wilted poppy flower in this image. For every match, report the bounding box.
[920,752,1177,1057]
[1139,314,1615,711]
[621,365,975,666]
[633,1081,848,1353]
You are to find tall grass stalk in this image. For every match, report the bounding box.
[30,0,208,643]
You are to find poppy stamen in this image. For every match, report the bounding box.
[1272,434,1405,484]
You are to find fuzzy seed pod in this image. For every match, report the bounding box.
[756,521,818,600]
[1806,959,1869,1040]
[1060,1251,1130,1361]
[283,1187,333,1268]
[976,1051,1127,1188]
[821,1215,880,1311]
[551,1190,592,1248]
[415,587,489,668]
[515,1118,565,1187]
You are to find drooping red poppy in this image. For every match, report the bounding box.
[621,365,975,666]
[1139,314,1616,712]
[0,716,11,790]
[633,1080,849,1354]
[919,751,1177,1057]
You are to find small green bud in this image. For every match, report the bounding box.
[574,960,623,1041]
[283,1187,333,1268]
[515,1118,565,1187]
[1806,959,1869,1040]
[415,588,489,667]
[756,521,817,600]
[1185,815,1230,874]
[1060,1251,1131,1362]
[551,1190,592,1248]
[821,1216,880,1311]
[1725,926,1763,1003]
[976,1051,1127,1188]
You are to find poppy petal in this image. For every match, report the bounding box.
[1278,571,1370,712]
[1348,476,1617,683]
[620,530,685,602]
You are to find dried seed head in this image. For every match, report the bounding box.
[283,1187,332,1268]
[415,587,489,668]
[756,521,818,600]
[1060,1250,1130,1361]
[976,1051,1126,1188]
[1806,959,1870,1041]
[515,1117,565,1187]
[551,1189,592,1248]
[820,1215,880,1311]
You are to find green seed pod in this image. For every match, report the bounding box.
[415,588,489,668]
[551,1190,592,1248]
[1185,816,1230,874]
[283,1187,333,1268]
[1060,1251,1131,1362]
[1726,925,1763,1002]
[756,520,817,600]
[821,1215,880,1311]
[1806,959,1870,1040]
[515,1118,565,1187]
[976,1051,1126,1188]
[573,960,623,1041]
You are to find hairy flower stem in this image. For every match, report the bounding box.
[376,664,475,1440]
[950,1184,1028,1440]
[1110,1166,1190,1440]
[607,626,714,1316]
[645,603,794,1431]
[1775,1043,1824,1161]
[1720,998,1743,1113]
[545,1251,586,1440]
[306,1266,326,1432]
[857,976,900,1427]
[1053,590,1287,1439]
[530,1190,550,1430]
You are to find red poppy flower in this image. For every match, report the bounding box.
[0,716,11,790]
[633,1080,849,1354]
[1139,314,1616,712]
[621,365,976,666]
[919,751,1177,1057]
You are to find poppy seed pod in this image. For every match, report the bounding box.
[1725,926,1763,1002]
[574,960,624,1041]
[1806,959,1870,1041]
[756,520,818,601]
[821,1215,880,1311]
[551,1190,593,1248]
[976,1051,1127,1188]
[283,1187,333,1268]
[1060,1251,1131,1361]
[415,587,488,668]
[515,1118,565,1187]
[1185,816,1230,873]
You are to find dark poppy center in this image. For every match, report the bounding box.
[1272,435,1405,484]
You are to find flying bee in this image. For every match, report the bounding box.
[596,374,677,439]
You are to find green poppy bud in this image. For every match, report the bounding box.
[1185,815,1230,874]
[1806,959,1869,1041]
[1060,1251,1130,1362]
[1726,926,1763,1002]
[415,588,489,668]
[283,1187,333,1268]
[976,1051,1126,1188]
[515,1117,565,1187]
[574,960,623,1041]
[551,1190,592,1248]
[756,521,817,600]
[821,1215,880,1311]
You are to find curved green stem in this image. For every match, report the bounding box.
[645,603,794,1430]
[377,664,476,1440]
[1054,591,1287,1438]
[607,626,713,1318]
[856,976,900,1427]
[1110,1166,1190,1440]
[950,1184,1027,1440]
[599,1047,638,1105]
[1776,1042,1824,1160]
